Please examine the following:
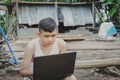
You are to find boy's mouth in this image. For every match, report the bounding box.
[46,43,53,46]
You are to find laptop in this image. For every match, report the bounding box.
[34,52,76,80]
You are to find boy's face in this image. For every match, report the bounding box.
[38,29,57,47]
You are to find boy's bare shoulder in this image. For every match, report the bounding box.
[57,38,66,47]
[57,38,67,53]
[28,38,39,44]
[26,38,39,49]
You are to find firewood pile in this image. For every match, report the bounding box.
[0,44,20,80]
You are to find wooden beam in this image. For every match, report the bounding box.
[58,35,85,41]
[67,41,120,50]
[75,58,120,69]
[18,1,92,5]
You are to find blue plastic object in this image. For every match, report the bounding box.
[107,26,117,36]
[0,26,18,64]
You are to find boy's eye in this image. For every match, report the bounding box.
[44,35,49,37]
[44,35,56,38]
[52,35,56,37]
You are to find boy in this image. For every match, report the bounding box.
[20,17,77,80]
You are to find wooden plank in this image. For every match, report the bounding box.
[75,58,120,69]
[75,50,120,60]
[18,1,92,5]
[67,40,120,50]
[74,50,120,68]
[58,35,85,41]
[4,40,120,69]
[4,40,120,51]
[18,35,85,41]
[0,39,4,44]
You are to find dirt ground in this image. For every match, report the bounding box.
[0,68,120,80]
[74,68,120,80]
[1,28,120,80]
[0,53,119,80]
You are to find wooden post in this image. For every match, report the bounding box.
[55,0,59,33]
[92,0,96,28]
[15,0,19,39]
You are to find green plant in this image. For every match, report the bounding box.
[3,0,12,3]
[104,0,120,24]
[0,15,6,34]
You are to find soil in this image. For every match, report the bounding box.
[1,29,120,80]
[74,68,120,80]
[0,68,120,80]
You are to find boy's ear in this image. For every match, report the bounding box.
[37,32,41,36]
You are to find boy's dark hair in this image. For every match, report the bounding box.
[38,17,57,32]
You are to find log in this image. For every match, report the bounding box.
[75,58,120,69]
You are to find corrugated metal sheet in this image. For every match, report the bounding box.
[18,5,58,25]
[61,5,93,26]
[62,6,75,26]
[18,5,93,26]
[19,6,29,24]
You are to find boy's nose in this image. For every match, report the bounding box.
[48,37,52,42]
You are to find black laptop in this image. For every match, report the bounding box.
[33,52,76,80]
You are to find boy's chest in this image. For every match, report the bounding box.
[41,46,53,55]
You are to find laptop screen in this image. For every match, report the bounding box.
[34,52,76,80]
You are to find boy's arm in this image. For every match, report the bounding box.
[20,41,35,77]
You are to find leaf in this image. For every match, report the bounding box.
[105,0,114,4]
[104,0,115,7]
[109,4,119,17]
